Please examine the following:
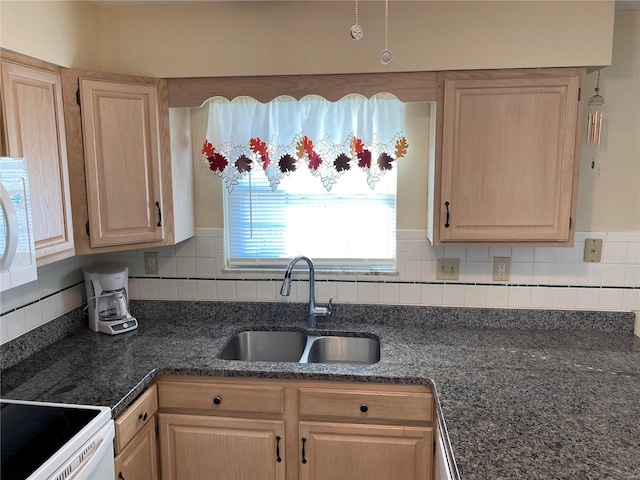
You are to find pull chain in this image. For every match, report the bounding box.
[351,0,363,40]
[380,0,393,64]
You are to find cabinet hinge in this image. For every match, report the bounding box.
[86,221,90,238]
[578,88,581,102]
[76,88,81,107]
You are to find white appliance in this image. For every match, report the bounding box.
[0,399,115,480]
[83,263,138,335]
[0,157,37,292]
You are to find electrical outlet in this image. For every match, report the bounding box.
[144,252,159,275]
[436,258,459,281]
[584,239,603,262]
[493,257,510,281]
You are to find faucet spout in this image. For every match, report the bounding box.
[280,256,332,328]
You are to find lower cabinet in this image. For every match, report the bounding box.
[115,417,159,480]
[158,414,285,480]
[299,422,432,480]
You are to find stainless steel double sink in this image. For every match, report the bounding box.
[218,330,380,364]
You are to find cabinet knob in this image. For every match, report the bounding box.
[360,404,368,413]
[213,396,222,405]
[138,412,147,421]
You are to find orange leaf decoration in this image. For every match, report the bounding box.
[302,136,314,155]
[295,140,306,159]
[201,140,215,157]
[249,138,269,157]
[351,137,364,155]
[394,137,409,159]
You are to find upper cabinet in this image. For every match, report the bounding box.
[61,69,194,254]
[0,58,75,266]
[429,68,585,246]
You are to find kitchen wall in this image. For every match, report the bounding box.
[1,2,638,345]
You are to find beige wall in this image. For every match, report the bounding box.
[576,9,640,232]
[0,0,101,70]
[97,1,614,77]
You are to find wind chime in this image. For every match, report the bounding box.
[350,0,393,65]
[587,70,605,168]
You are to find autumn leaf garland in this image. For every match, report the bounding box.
[201,134,409,192]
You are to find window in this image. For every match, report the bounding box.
[201,94,407,272]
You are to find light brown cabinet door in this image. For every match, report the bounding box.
[158,413,285,480]
[434,69,583,245]
[299,421,433,480]
[1,61,74,265]
[79,78,164,247]
[115,416,159,480]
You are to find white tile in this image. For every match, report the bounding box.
[533,263,557,284]
[0,315,9,345]
[396,252,406,280]
[127,278,140,299]
[508,287,532,308]
[196,280,217,300]
[195,227,217,238]
[37,270,56,298]
[399,284,421,304]
[489,246,512,257]
[486,286,509,307]
[24,302,44,331]
[405,261,422,282]
[176,257,196,277]
[602,243,628,264]
[1,287,24,313]
[511,247,534,262]
[40,295,60,323]
[216,280,237,301]
[215,238,225,250]
[4,309,26,342]
[444,246,467,260]
[601,265,626,287]
[336,282,357,303]
[236,281,257,301]
[357,283,379,304]
[175,237,196,257]
[158,279,178,300]
[606,232,640,242]
[138,279,159,299]
[553,288,578,309]
[574,231,606,242]
[466,247,489,262]
[422,242,438,261]
[531,287,555,309]
[177,280,197,300]
[576,288,600,310]
[421,261,437,282]
[625,265,640,287]
[196,258,216,278]
[379,283,400,304]
[256,281,277,302]
[21,280,40,304]
[442,284,465,306]
[116,256,138,277]
[295,281,310,303]
[623,289,640,311]
[534,247,557,263]
[196,237,216,258]
[156,245,176,257]
[555,264,579,285]
[421,284,443,305]
[396,239,406,253]
[556,245,581,264]
[57,286,83,315]
[431,246,445,258]
[159,257,177,277]
[316,282,337,304]
[465,262,490,283]
[579,263,602,286]
[599,289,624,310]
[464,285,487,306]
[510,262,533,284]
[405,240,423,260]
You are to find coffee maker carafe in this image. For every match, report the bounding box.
[83,263,137,335]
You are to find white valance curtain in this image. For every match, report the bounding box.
[201,94,408,191]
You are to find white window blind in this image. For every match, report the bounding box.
[203,94,405,272]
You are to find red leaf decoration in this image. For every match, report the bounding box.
[201,140,215,157]
[377,153,394,171]
[249,138,268,156]
[208,153,228,173]
[308,151,322,170]
[261,154,271,170]
[357,150,372,169]
[351,137,364,155]
[302,136,314,155]
[334,154,351,172]
[235,155,252,173]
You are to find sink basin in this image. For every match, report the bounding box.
[218,330,307,362]
[307,336,380,364]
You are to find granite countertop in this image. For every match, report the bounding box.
[1,301,639,479]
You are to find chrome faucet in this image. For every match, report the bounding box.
[280,255,332,328]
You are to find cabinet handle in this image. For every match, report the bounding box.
[118,473,125,480]
[276,436,282,462]
[138,412,148,421]
[213,396,222,405]
[360,404,368,413]
[301,437,307,464]
[444,202,450,228]
[155,202,162,227]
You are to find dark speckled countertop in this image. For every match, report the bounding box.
[1,301,639,479]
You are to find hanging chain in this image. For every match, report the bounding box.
[351,0,364,40]
[355,0,358,26]
[384,0,389,50]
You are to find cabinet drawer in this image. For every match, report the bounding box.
[299,387,433,423]
[115,384,158,454]
[158,381,284,415]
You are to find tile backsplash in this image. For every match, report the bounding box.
[1,229,638,345]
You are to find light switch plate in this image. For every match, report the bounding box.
[144,252,159,275]
[584,239,603,262]
[436,258,459,281]
[492,257,511,281]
